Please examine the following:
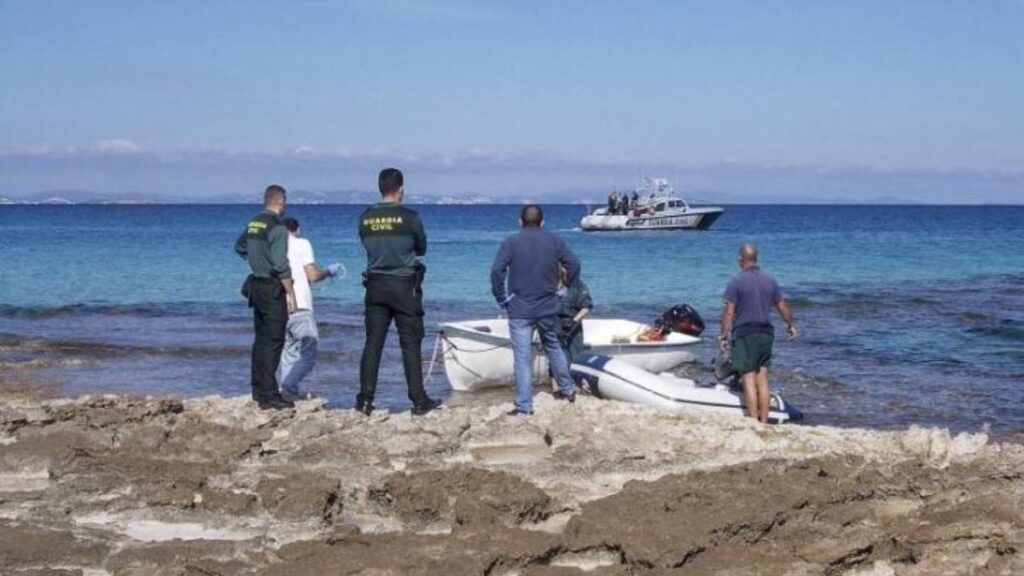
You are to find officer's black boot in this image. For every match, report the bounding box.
[259,397,295,410]
[354,397,374,416]
[411,398,442,416]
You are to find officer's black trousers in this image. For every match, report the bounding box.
[250,279,288,402]
[358,274,428,406]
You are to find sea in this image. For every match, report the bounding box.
[1,204,1023,437]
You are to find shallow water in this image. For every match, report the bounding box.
[1,204,1022,436]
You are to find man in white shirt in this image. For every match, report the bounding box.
[277,217,338,398]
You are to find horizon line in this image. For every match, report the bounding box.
[3,201,1023,207]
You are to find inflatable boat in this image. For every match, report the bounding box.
[570,354,803,423]
[439,318,699,391]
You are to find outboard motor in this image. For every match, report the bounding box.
[661,304,705,337]
[638,304,706,342]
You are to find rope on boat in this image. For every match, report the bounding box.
[440,334,509,354]
[426,331,508,377]
[425,331,443,383]
[424,331,512,385]
[425,329,513,384]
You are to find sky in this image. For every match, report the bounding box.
[1,0,1023,202]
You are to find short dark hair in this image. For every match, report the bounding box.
[282,217,299,232]
[378,168,404,196]
[521,204,544,227]
[264,184,287,205]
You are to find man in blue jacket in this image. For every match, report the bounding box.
[491,205,581,415]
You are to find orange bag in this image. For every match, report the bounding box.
[637,325,668,342]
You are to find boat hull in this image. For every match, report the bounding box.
[571,354,803,424]
[580,208,724,231]
[440,319,699,391]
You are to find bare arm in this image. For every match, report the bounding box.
[573,308,591,323]
[281,278,295,311]
[775,299,797,341]
[719,301,735,351]
[305,263,330,283]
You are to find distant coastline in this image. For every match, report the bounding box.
[8,182,1024,206]
[0,190,984,206]
[0,190,496,206]
[7,196,1017,207]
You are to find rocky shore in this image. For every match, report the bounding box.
[1,389,1022,575]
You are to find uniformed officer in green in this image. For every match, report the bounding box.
[556,266,593,365]
[550,265,593,391]
[356,168,441,416]
[234,184,296,410]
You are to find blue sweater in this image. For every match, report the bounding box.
[491,227,580,319]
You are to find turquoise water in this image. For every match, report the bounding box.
[4,204,1023,307]
[1,204,1023,435]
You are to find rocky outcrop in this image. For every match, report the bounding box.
[0,392,1021,574]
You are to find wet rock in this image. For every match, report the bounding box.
[565,457,1024,574]
[50,396,184,430]
[0,406,30,434]
[140,418,273,462]
[0,519,108,569]
[4,565,87,569]
[193,488,260,516]
[1,430,108,481]
[104,540,267,576]
[372,467,553,530]
[255,472,344,523]
[270,529,559,576]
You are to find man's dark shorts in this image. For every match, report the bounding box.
[731,332,774,374]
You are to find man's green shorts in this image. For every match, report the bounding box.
[730,332,774,374]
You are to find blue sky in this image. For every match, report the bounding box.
[1,0,1022,202]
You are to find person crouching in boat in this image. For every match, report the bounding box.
[551,265,592,392]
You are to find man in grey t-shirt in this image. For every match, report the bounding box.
[718,243,797,422]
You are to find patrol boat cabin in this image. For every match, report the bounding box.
[581,177,725,232]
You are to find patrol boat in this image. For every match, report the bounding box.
[581,177,724,232]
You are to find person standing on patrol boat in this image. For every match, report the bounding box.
[234,184,296,410]
[356,168,442,417]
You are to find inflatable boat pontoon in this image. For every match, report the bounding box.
[439,318,699,391]
[571,354,803,423]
